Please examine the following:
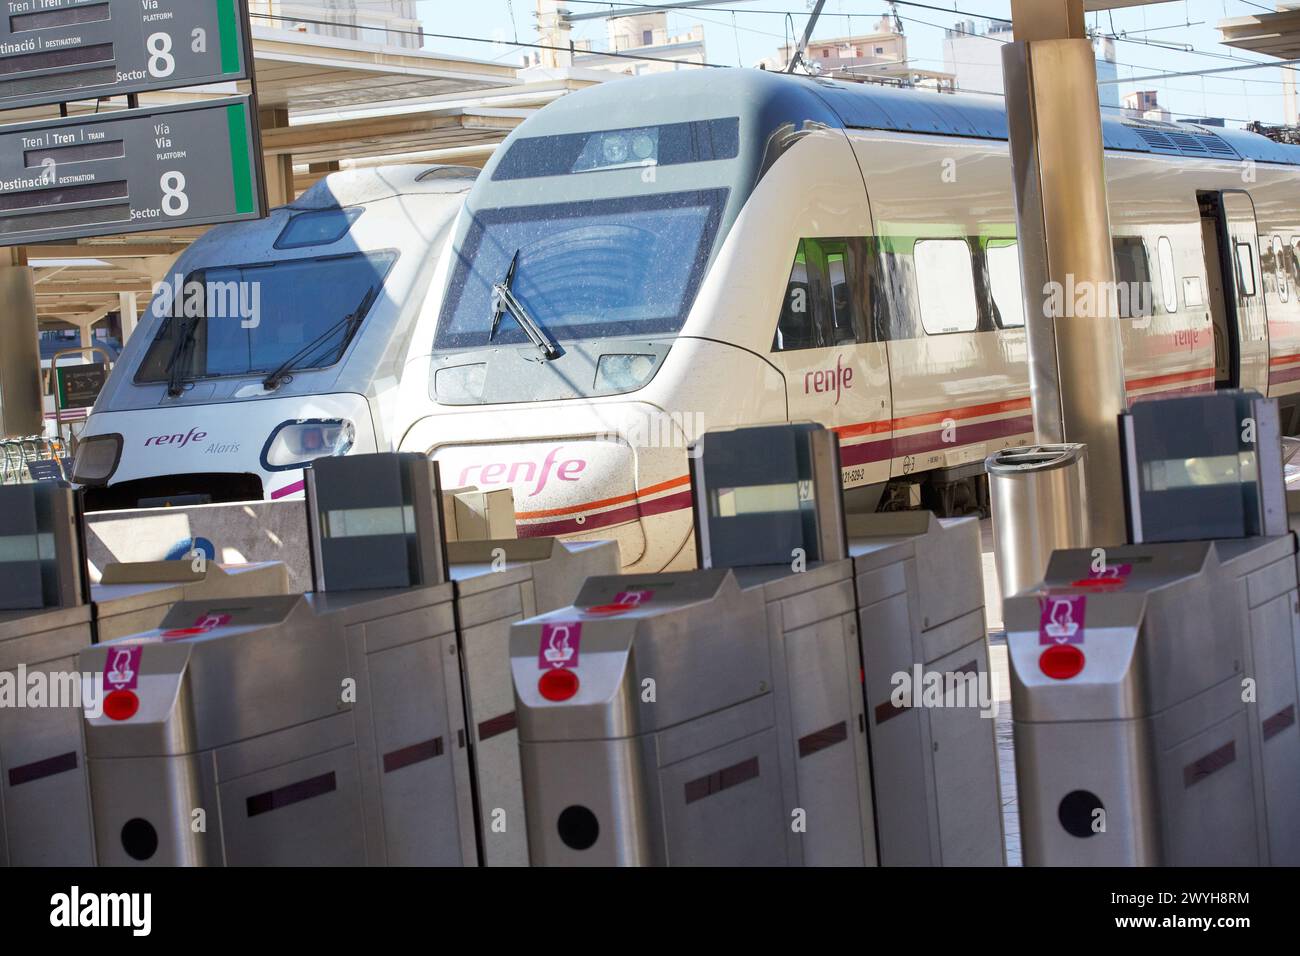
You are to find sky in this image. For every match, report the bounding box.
[397,0,1293,126]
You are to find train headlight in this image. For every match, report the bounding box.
[261,419,354,471]
[71,433,123,486]
[435,363,487,405]
[595,354,657,392]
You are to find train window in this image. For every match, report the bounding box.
[135,251,398,385]
[913,239,978,335]
[491,118,740,180]
[1291,237,1300,277]
[1157,237,1178,313]
[1112,237,1152,319]
[1235,243,1257,297]
[986,240,1025,328]
[772,237,871,352]
[274,207,364,250]
[1274,236,1289,303]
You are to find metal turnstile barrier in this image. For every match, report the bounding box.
[848,511,1005,866]
[81,453,475,866]
[1006,391,1300,865]
[93,561,289,643]
[448,537,620,867]
[513,424,874,866]
[513,423,1002,866]
[80,454,617,866]
[1007,540,1300,865]
[0,482,93,866]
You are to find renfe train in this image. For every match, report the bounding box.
[73,165,477,509]
[75,70,1300,573]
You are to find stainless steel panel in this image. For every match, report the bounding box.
[0,654,94,866]
[217,747,366,866]
[89,752,214,866]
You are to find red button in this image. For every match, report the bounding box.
[163,627,208,640]
[587,602,637,616]
[539,669,580,702]
[1040,645,1086,680]
[104,689,140,721]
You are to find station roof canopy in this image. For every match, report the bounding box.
[249,28,519,112]
[1218,4,1300,60]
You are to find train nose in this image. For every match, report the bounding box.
[430,434,693,570]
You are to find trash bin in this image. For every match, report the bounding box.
[986,444,1088,600]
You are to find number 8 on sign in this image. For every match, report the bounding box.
[161,171,190,217]
[147,33,176,78]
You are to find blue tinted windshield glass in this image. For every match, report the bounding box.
[135,251,396,383]
[435,189,727,350]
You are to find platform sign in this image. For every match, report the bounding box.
[0,0,252,112]
[53,361,107,408]
[0,95,263,245]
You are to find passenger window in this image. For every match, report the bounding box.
[1235,242,1257,297]
[913,239,978,334]
[1113,237,1153,319]
[1157,237,1178,313]
[772,237,871,351]
[986,240,1025,328]
[1274,236,1289,303]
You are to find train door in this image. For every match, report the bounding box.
[768,236,892,502]
[1199,190,1270,392]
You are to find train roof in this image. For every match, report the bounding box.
[290,164,479,210]
[520,68,1300,167]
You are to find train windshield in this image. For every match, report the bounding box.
[434,188,728,350]
[134,251,397,385]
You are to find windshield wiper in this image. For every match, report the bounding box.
[263,285,379,391]
[489,250,561,361]
[165,313,199,398]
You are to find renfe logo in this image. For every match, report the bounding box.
[457,446,588,498]
[804,354,854,406]
[144,426,207,448]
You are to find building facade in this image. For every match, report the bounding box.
[250,0,424,49]
[943,19,1120,109]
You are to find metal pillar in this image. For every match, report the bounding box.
[1003,0,1129,546]
[0,248,44,438]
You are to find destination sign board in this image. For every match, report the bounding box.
[0,0,252,112]
[0,95,264,245]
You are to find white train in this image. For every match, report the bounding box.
[76,70,1300,573]
[73,164,477,507]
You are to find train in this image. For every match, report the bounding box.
[74,68,1300,572]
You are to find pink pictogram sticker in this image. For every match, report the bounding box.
[104,646,143,691]
[193,612,231,630]
[614,590,654,607]
[1040,594,1086,645]
[539,622,582,670]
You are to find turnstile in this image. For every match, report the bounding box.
[1006,391,1300,865]
[849,511,1005,866]
[92,561,289,643]
[514,424,874,865]
[1,483,289,866]
[1007,539,1300,865]
[448,538,619,867]
[81,454,617,866]
[82,453,476,866]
